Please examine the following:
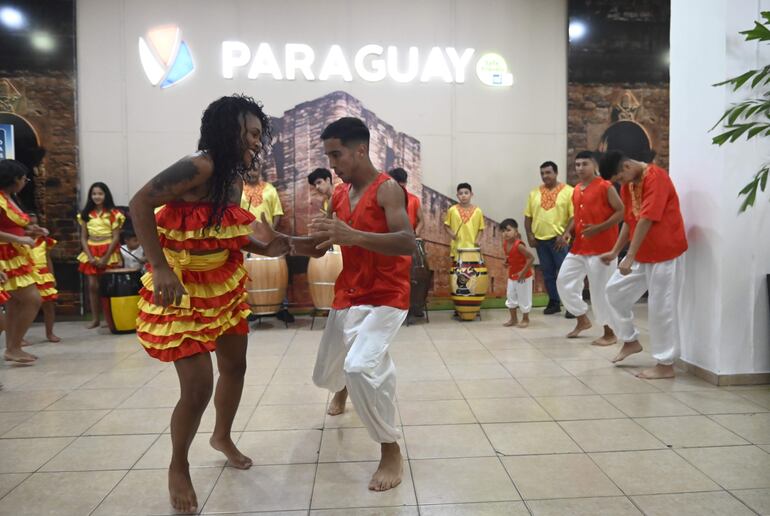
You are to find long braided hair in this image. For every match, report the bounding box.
[197,94,272,228]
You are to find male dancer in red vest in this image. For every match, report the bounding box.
[294,117,415,491]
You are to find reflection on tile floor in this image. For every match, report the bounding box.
[1,307,769,515]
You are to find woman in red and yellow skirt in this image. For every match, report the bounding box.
[77,182,125,329]
[129,95,290,514]
[0,159,48,364]
[28,213,61,343]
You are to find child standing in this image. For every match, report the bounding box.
[77,182,125,329]
[444,182,484,262]
[28,213,60,342]
[501,218,535,328]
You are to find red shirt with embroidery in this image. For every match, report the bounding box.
[620,164,688,263]
[406,192,420,230]
[505,239,533,280]
[331,173,412,310]
[571,177,619,255]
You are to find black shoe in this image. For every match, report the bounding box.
[543,303,561,315]
[565,311,576,319]
[276,309,295,323]
[246,313,259,322]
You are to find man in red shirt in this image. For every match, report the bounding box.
[294,118,415,492]
[598,150,688,379]
[556,151,624,344]
[388,167,423,234]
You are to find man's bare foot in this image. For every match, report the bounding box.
[503,319,517,327]
[612,340,643,363]
[327,387,348,416]
[592,325,617,346]
[369,442,403,491]
[567,315,592,338]
[636,364,675,379]
[20,338,32,347]
[210,435,253,469]
[86,320,99,329]
[4,350,37,363]
[168,463,198,514]
[46,334,61,343]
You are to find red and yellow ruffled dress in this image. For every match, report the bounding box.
[0,191,38,299]
[76,209,125,275]
[137,202,255,362]
[31,236,58,301]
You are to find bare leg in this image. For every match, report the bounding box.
[592,325,617,346]
[210,333,252,469]
[369,442,403,491]
[517,313,530,328]
[327,386,348,416]
[169,352,214,514]
[4,285,40,363]
[636,363,675,379]
[86,275,100,328]
[612,340,643,363]
[503,308,518,327]
[567,313,592,338]
[42,302,60,342]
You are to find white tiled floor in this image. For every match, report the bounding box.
[1,307,769,515]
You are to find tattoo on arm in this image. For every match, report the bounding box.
[150,159,200,195]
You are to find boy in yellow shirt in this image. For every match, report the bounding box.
[444,182,484,262]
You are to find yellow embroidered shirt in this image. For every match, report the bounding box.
[240,182,284,225]
[524,184,574,240]
[444,204,484,259]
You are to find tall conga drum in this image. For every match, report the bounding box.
[244,255,288,315]
[450,247,488,321]
[409,238,432,317]
[99,268,142,334]
[307,245,343,310]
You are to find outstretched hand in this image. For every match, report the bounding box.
[308,213,356,249]
[252,213,291,257]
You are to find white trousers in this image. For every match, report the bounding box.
[505,277,533,313]
[605,256,685,365]
[312,305,406,443]
[556,253,615,327]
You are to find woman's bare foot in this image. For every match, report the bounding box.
[209,435,253,469]
[636,364,675,379]
[369,442,403,492]
[4,349,37,363]
[86,320,99,329]
[612,340,643,363]
[46,334,61,343]
[567,314,592,338]
[327,387,348,416]
[168,463,198,514]
[20,338,32,347]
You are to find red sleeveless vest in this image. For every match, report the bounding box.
[331,173,412,310]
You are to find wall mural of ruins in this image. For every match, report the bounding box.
[261,91,519,307]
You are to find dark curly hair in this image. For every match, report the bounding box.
[80,182,117,222]
[197,94,272,228]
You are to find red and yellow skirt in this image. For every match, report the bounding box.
[137,248,251,362]
[77,240,122,275]
[35,265,58,301]
[0,242,39,293]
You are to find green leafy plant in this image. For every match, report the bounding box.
[712,11,770,212]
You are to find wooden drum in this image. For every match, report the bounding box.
[409,238,432,316]
[450,247,489,321]
[307,245,343,310]
[244,255,288,315]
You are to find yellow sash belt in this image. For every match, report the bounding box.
[142,249,230,309]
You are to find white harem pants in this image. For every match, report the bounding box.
[312,305,407,443]
[556,253,615,327]
[605,256,685,365]
[505,277,533,313]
